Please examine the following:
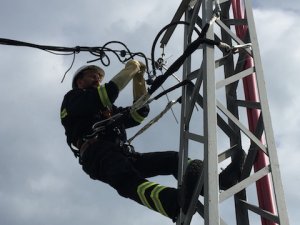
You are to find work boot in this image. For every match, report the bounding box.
[181,160,203,214]
[219,150,246,190]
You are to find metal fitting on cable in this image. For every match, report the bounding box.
[218,42,232,52]
[155,57,166,71]
[232,43,252,53]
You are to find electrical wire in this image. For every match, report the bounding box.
[0,38,150,81]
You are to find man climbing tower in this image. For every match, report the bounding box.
[60,60,244,221]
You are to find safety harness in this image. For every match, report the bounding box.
[70,108,139,161]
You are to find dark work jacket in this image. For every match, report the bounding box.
[60,81,149,157]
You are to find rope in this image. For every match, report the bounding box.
[128,98,180,144]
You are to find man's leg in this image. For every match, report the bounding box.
[132,151,203,215]
[132,151,179,179]
[81,141,180,221]
[219,149,246,190]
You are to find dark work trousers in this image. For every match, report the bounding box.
[81,139,180,221]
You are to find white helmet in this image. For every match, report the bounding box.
[72,65,105,89]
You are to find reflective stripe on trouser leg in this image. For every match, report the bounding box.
[150,185,168,217]
[137,181,156,210]
[137,181,176,219]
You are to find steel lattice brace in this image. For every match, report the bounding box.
[159,0,290,224]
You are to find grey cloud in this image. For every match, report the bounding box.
[0,1,299,225]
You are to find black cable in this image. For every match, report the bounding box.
[0,38,151,79]
[148,21,221,95]
[150,21,202,78]
[152,79,193,101]
[0,38,77,52]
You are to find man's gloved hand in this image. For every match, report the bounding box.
[133,61,147,101]
[111,60,145,92]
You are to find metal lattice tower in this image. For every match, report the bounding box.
[160,0,289,224]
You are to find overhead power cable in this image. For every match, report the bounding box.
[0,38,151,82]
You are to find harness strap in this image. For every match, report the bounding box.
[78,138,99,158]
[70,143,80,158]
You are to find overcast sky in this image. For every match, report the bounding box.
[0,1,299,225]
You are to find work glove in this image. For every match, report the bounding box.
[111,60,145,92]
[133,62,147,101]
